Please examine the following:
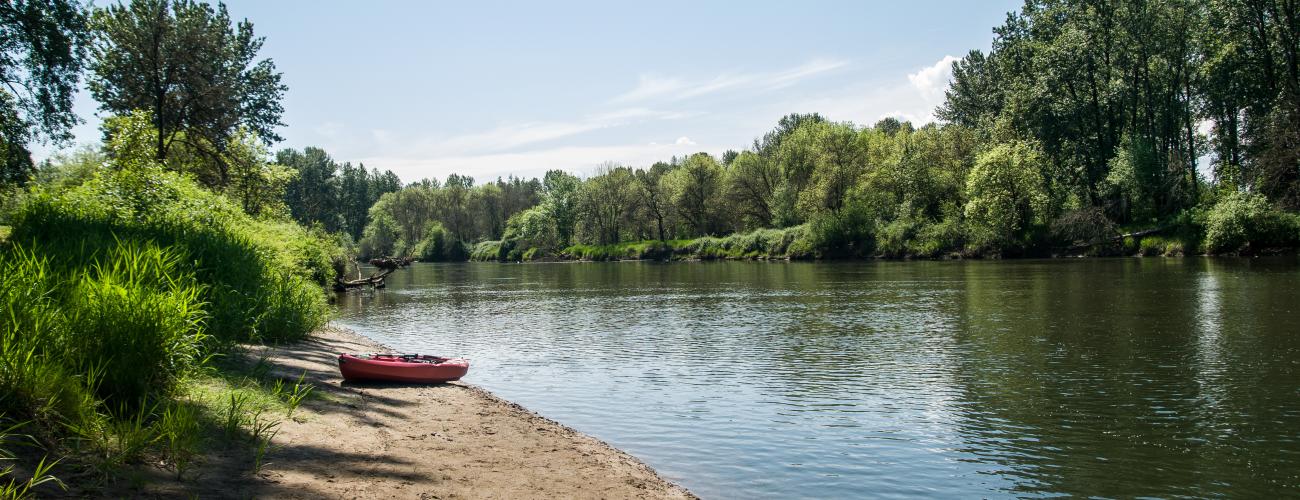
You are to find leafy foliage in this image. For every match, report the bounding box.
[0,0,88,185]
[1202,191,1300,254]
[964,141,1051,253]
[89,0,286,168]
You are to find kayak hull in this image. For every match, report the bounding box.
[337,353,469,383]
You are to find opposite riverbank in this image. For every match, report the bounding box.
[94,326,693,499]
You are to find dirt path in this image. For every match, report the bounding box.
[122,326,695,499]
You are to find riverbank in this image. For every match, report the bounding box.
[470,233,1300,263]
[99,326,693,499]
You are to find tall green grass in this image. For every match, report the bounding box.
[1,240,205,424]
[8,165,330,344]
[0,164,337,487]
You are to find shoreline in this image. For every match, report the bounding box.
[119,325,695,499]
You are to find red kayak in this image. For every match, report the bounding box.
[337,353,469,383]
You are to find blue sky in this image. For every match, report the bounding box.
[41,0,1023,183]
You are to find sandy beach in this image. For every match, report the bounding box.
[109,326,694,499]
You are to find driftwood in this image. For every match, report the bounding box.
[1113,226,1168,241]
[1056,226,1171,255]
[334,267,395,291]
[333,256,414,291]
[368,256,412,270]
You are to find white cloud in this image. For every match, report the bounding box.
[907,55,959,102]
[611,58,848,104]
[765,58,851,90]
[380,107,693,160]
[313,120,345,138]
[783,55,959,126]
[612,76,689,104]
[295,55,961,185]
[356,141,712,183]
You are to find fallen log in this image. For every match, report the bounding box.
[1113,226,1168,241]
[368,256,412,270]
[334,267,395,291]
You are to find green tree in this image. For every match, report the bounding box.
[89,0,285,178]
[725,151,780,229]
[1198,0,1300,209]
[438,173,474,240]
[472,181,505,239]
[501,205,560,254]
[943,0,1202,218]
[338,162,371,239]
[0,0,88,185]
[279,147,342,231]
[542,170,581,246]
[964,141,1051,252]
[664,153,725,236]
[224,128,292,217]
[578,164,637,245]
[797,122,870,216]
[634,162,674,241]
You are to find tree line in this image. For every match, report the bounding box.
[5,0,1299,262]
[344,0,1300,260]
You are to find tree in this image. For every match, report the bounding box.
[635,162,674,241]
[725,151,780,228]
[88,0,286,183]
[224,128,292,217]
[664,153,725,236]
[501,205,560,253]
[472,181,505,239]
[937,50,1002,128]
[338,162,371,239]
[1198,0,1300,209]
[279,147,342,231]
[578,164,636,244]
[771,120,823,226]
[964,141,1051,252]
[542,170,580,246]
[798,122,870,215]
[941,0,1202,218]
[0,0,88,184]
[437,173,474,240]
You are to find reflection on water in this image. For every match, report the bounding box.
[334,258,1300,498]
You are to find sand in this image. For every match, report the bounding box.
[89,326,694,499]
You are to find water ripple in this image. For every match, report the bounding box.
[335,259,1300,499]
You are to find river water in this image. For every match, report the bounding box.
[333,258,1300,498]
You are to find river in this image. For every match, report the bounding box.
[334,258,1300,498]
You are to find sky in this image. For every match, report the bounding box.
[38,0,1024,184]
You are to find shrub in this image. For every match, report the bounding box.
[470,240,504,261]
[964,141,1051,254]
[910,216,964,258]
[876,217,916,258]
[7,165,329,344]
[410,223,468,262]
[1202,191,1300,254]
[1,239,206,426]
[802,205,874,258]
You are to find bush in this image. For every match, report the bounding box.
[1202,191,1300,254]
[802,205,874,258]
[964,141,1051,254]
[410,223,468,262]
[1135,236,1187,257]
[555,226,808,261]
[470,240,504,261]
[1,239,206,428]
[7,165,330,344]
[909,216,965,258]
